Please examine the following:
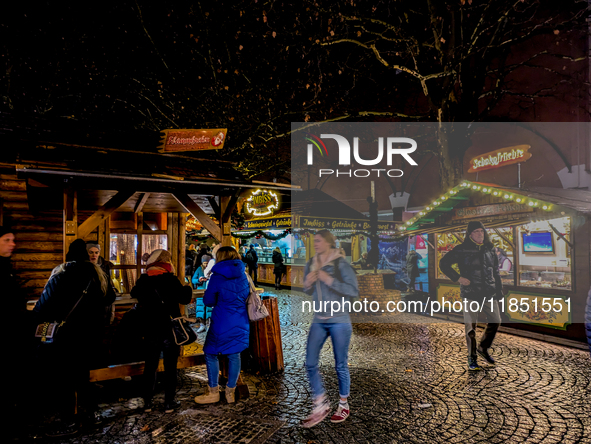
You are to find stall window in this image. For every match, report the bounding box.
[516,217,572,290]
[489,227,515,287]
[109,233,137,293]
[435,231,464,280]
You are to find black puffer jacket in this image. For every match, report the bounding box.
[131,273,192,340]
[33,261,116,344]
[272,250,285,276]
[439,239,503,301]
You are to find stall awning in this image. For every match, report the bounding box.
[398,180,587,237]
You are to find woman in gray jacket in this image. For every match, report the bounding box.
[301,230,359,428]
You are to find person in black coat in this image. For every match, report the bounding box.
[405,248,423,292]
[272,247,285,290]
[33,238,116,437]
[244,244,259,285]
[131,249,192,413]
[439,221,503,371]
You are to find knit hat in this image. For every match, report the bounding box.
[147,249,173,265]
[201,254,212,264]
[466,221,486,237]
[0,226,14,239]
[86,242,100,251]
[66,239,90,262]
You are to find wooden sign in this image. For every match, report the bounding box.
[468,145,532,173]
[452,203,534,220]
[159,128,227,153]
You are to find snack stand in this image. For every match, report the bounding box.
[398,180,590,343]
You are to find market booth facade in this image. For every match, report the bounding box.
[398,180,590,344]
[0,121,294,388]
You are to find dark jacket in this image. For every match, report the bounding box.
[203,259,250,355]
[585,286,591,356]
[3,256,30,348]
[245,248,258,268]
[131,273,192,340]
[33,261,116,344]
[439,238,503,301]
[272,250,285,276]
[405,251,422,279]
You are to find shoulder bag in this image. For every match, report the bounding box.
[34,279,93,344]
[246,273,269,322]
[155,289,197,346]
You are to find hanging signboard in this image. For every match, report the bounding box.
[296,216,397,232]
[242,216,292,231]
[159,128,227,153]
[452,203,534,220]
[468,145,532,173]
[245,189,280,217]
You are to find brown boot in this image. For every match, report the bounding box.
[225,386,236,404]
[194,386,220,404]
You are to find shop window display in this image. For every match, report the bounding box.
[436,232,464,280]
[517,217,572,290]
[489,227,515,286]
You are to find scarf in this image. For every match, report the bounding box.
[146,261,174,276]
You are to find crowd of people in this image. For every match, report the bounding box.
[3,221,590,438]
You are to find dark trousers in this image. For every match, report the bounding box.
[143,337,181,404]
[275,273,282,288]
[248,265,258,286]
[408,276,416,291]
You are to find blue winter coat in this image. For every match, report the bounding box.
[203,259,250,355]
[192,266,207,290]
[585,286,591,356]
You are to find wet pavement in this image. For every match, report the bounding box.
[14,289,591,443]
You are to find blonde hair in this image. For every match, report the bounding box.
[49,262,108,295]
[315,229,336,248]
[216,246,240,262]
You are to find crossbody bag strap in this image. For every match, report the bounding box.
[62,279,93,323]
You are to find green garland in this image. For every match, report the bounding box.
[231,229,291,240]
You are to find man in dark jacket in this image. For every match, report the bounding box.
[439,221,503,371]
[244,244,259,286]
[405,248,423,292]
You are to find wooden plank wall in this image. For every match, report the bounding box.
[1,163,62,299]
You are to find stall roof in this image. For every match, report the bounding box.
[398,180,588,237]
[291,189,370,220]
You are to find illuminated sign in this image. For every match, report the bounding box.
[159,128,227,152]
[468,145,531,173]
[245,190,280,217]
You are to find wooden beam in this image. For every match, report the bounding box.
[207,196,220,219]
[222,188,242,224]
[78,190,136,239]
[63,186,77,259]
[134,193,150,213]
[173,193,221,240]
[492,228,515,250]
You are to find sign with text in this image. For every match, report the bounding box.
[468,145,531,173]
[452,203,534,220]
[242,216,292,231]
[245,189,280,217]
[159,128,227,152]
[296,216,396,232]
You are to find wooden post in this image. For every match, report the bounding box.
[219,196,232,247]
[172,193,221,241]
[63,185,78,260]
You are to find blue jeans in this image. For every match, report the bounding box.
[204,353,241,388]
[305,322,353,399]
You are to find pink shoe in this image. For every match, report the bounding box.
[330,403,350,423]
[301,397,330,428]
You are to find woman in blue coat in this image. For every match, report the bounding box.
[194,246,249,404]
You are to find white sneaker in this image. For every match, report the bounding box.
[196,323,206,333]
[301,395,330,428]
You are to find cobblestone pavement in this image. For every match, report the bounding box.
[18,289,591,443]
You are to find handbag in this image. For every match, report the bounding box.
[246,274,269,322]
[155,289,197,346]
[34,279,93,344]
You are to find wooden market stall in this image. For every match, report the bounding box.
[0,117,296,391]
[397,180,591,345]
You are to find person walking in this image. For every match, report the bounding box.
[33,239,116,437]
[439,221,504,371]
[302,230,359,428]
[192,254,213,333]
[194,247,250,405]
[272,247,285,290]
[131,249,192,413]
[244,244,259,286]
[405,247,423,292]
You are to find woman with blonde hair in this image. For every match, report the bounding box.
[301,230,359,428]
[33,239,116,437]
[194,246,249,404]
